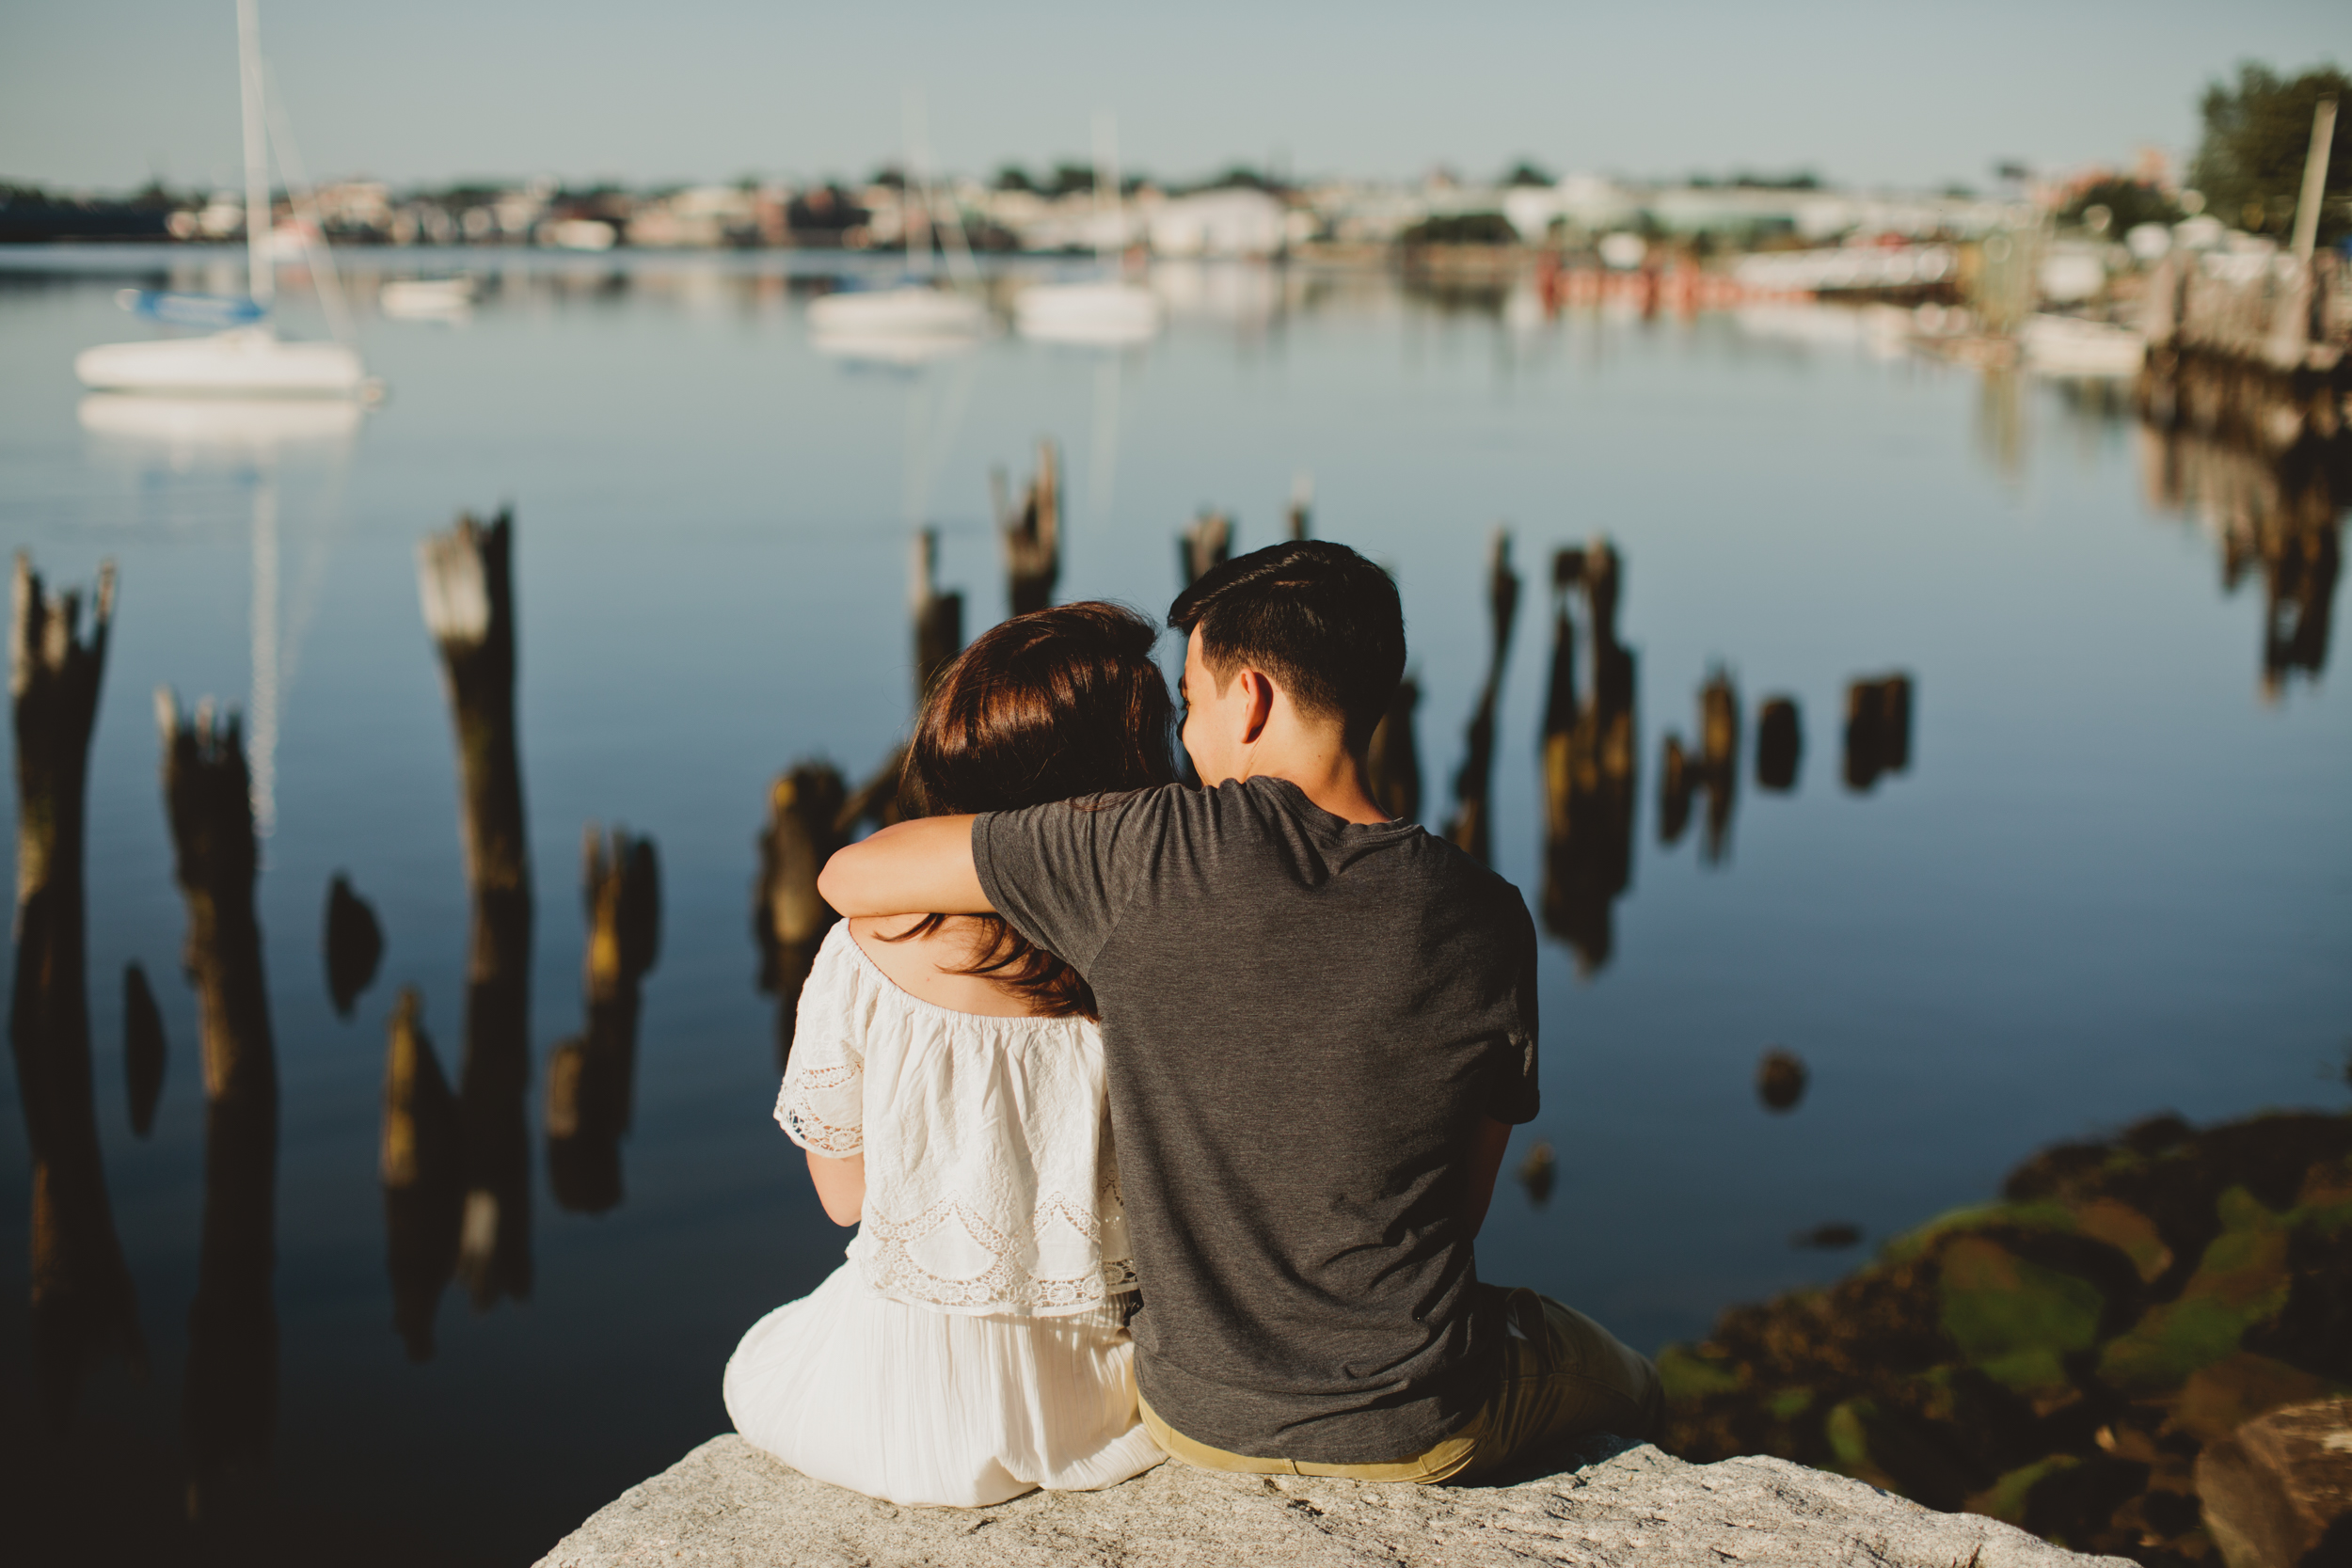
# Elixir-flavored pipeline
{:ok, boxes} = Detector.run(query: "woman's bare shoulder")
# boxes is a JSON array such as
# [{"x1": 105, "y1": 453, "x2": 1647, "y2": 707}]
[{"x1": 845, "y1": 916, "x2": 1045, "y2": 1019}]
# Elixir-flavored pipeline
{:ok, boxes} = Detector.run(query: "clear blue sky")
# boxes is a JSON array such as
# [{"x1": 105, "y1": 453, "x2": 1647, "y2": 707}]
[{"x1": 3, "y1": 0, "x2": 2344, "y2": 193}]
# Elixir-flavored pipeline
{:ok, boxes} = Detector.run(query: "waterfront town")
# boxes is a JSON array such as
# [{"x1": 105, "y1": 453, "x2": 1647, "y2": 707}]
[{"x1": 5, "y1": 20, "x2": 2350, "y2": 1568}]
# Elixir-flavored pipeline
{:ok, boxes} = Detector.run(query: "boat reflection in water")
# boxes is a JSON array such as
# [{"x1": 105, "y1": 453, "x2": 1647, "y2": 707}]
[{"x1": 77, "y1": 392, "x2": 363, "y2": 841}]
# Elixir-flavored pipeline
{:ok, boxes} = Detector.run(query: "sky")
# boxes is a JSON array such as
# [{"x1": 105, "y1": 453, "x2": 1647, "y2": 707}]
[{"x1": 3, "y1": 0, "x2": 2346, "y2": 195}]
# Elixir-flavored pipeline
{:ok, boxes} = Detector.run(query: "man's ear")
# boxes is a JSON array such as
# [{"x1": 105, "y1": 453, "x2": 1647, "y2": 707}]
[{"x1": 1237, "y1": 668, "x2": 1277, "y2": 744}]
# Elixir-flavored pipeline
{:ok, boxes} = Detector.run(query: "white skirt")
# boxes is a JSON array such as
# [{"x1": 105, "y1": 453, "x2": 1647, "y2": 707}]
[{"x1": 723, "y1": 1263, "x2": 1165, "y2": 1508}]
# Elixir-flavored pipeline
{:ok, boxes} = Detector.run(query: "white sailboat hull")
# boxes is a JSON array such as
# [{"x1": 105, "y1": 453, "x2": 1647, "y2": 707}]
[
  {"x1": 1014, "y1": 280, "x2": 1163, "y2": 345},
  {"x1": 2020, "y1": 315, "x2": 2145, "y2": 378},
  {"x1": 806, "y1": 286, "x2": 988, "y2": 339},
  {"x1": 76, "y1": 327, "x2": 367, "y2": 396}
]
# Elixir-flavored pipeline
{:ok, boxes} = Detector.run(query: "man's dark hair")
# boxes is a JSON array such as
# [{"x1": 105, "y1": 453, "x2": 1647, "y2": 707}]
[{"x1": 1168, "y1": 541, "x2": 1406, "y2": 750}]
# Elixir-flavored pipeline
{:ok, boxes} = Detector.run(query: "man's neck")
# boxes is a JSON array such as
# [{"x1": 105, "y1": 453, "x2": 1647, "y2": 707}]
[{"x1": 1238, "y1": 743, "x2": 1391, "y2": 826}]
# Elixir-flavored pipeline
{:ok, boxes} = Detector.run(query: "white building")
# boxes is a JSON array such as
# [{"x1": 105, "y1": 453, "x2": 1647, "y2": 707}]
[{"x1": 1148, "y1": 188, "x2": 1287, "y2": 258}]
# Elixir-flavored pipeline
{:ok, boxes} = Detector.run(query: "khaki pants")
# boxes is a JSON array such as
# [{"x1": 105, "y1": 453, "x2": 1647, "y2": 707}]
[{"x1": 1140, "y1": 1287, "x2": 1661, "y2": 1485}]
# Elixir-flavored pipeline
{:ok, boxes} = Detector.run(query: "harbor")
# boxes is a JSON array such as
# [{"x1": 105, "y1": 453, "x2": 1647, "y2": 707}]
[{"x1": 5, "y1": 8, "x2": 2350, "y2": 1566}]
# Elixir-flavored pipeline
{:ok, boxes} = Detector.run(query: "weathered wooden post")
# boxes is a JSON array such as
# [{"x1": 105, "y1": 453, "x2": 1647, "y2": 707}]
[
  {"x1": 995, "y1": 440, "x2": 1061, "y2": 618},
  {"x1": 157, "y1": 690, "x2": 278, "y2": 1520},
  {"x1": 1178, "y1": 510, "x2": 1232, "y2": 590},
  {"x1": 417, "y1": 508, "x2": 532, "y2": 1308},
  {"x1": 1540, "y1": 540, "x2": 1637, "y2": 973},
  {"x1": 1657, "y1": 668, "x2": 1740, "y2": 862},
  {"x1": 912, "y1": 528, "x2": 962, "y2": 705},
  {"x1": 382, "y1": 987, "x2": 461, "y2": 1360},
  {"x1": 1697, "y1": 670, "x2": 1740, "y2": 864},
  {"x1": 1843, "y1": 673, "x2": 1915, "y2": 793},
  {"x1": 123, "y1": 962, "x2": 165, "y2": 1137},
  {"x1": 8, "y1": 554, "x2": 142, "y2": 1427},
  {"x1": 1756, "y1": 697, "x2": 1803, "y2": 792},
  {"x1": 1445, "y1": 528, "x2": 1520, "y2": 864},
  {"x1": 1364, "y1": 677, "x2": 1422, "y2": 823},
  {"x1": 322, "y1": 872, "x2": 383, "y2": 1019},
  {"x1": 755, "y1": 764, "x2": 849, "y2": 1068},
  {"x1": 547, "y1": 825, "x2": 660, "y2": 1212}
]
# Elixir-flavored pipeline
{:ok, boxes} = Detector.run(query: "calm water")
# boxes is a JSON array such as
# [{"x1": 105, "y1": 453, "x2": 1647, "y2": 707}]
[{"x1": 1, "y1": 249, "x2": 2346, "y2": 1563}]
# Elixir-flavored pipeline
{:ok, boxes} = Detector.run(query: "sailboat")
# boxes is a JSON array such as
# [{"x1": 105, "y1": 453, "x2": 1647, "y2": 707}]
[
  {"x1": 1014, "y1": 115, "x2": 1162, "y2": 347},
  {"x1": 75, "y1": 0, "x2": 367, "y2": 398},
  {"x1": 807, "y1": 95, "x2": 988, "y2": 352}
]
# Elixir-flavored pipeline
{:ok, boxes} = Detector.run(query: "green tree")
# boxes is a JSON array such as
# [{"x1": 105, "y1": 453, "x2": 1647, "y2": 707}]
[
  {"x1": 2190, "y1": 62, "x2": 2351, "y2": 245},
  {"x1": 2059, "y1": 178, "x2": 2181, "y2": 233}
]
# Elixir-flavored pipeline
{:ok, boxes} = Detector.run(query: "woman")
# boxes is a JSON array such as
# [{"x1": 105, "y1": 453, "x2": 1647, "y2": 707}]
[{"x1": 724, "y1": 601, "x2": 1176, "y2": 1508}]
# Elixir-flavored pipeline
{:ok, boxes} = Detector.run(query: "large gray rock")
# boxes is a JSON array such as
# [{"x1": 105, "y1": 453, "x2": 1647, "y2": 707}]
[{"x1": 536, "y1": 1434, "x2": 2132, "y2": 1567}]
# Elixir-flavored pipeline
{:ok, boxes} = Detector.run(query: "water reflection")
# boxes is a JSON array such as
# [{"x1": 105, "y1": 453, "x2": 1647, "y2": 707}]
[
  {"x1": 158, "y1": 693, "x2": 279, "y2": 1522},
  {"x1": 546, "y1": 827, "x2": 660, "y2": 1213},
  {"x1": 1539, "y1": 540, "x2": 1637, "y2": 974},
  {"x1": 77, "y1": 393, "x2": 361, "y2": 838},
  {"x1": 381, "y1": 988, "x2": 461, "y2": 1360},
  {"x1": 122, "y1": 960, "x2": 166, "y2": 1137},
  {"x1": 417, "y1": 510, "x2": 533, "y2": 1309},
  {"x1": 8, "y1": 556, "x2": 144, "y2": 1428},
  {"x1": 2135, "y1": 420, "x2": 2344, "y2": 702}
]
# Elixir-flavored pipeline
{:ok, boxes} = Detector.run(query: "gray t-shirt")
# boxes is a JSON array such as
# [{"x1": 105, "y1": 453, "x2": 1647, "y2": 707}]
[{"x1": 973, "y1": 775, "x2": 1540, "y2": 1464}]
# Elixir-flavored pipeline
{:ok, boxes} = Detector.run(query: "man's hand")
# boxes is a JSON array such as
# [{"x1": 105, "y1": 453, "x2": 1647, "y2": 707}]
[{"x1": 817, "y1": 815, "x2": 989, "y2": 918}]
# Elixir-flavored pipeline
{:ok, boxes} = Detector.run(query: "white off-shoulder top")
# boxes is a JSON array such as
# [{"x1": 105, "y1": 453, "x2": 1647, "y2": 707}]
[{"x1": 775, "y1": 921, "x2": 1136, "y2": 1317}]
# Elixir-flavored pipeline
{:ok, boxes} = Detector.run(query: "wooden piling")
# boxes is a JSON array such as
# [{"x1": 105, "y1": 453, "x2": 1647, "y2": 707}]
[
  {"x1": 912, "y1": 529, "x2": 963, "y2": 705},
  {"x1": 755, "y1": 765, "x2": 848, "y2": 1068},
  {"x1": 1445, "y1": 529, "x2": 1520, "y2": 864},
  {"x1": 1697, "y1": 670, "x2": 1740, "y2": 864},
  {"x1": 996, "y1": 440, "x2": 1062, "y2": 618},
  {"x1": 547, "y1": 825, "x2": 660, "y2": 1212},
  {"x1": 323, "y1": 872, "x2": 384, "y2": 1019},
  {"x1": 8, "y1": 554, "x2": 142, "y2": 1426},
  {"x1": 1756, "y1": 698, "x2": 1803, "y2": 793},
  {"x1": 417, "y1": 508, "x2": 532, "y2": 1308},
  {"x1": 157, "y1": 690, "x2": 278, "y2": 1518},
  {"x1": 123, "y1": 962, "x2": 165, "y2": 1138},
  {"x1": 1178, "y1": 510, "x2": 1232, "y2": 590},
  {"x1": 1842, "y1": 674, "x2": 1915, "y2": 792},
  {"x1": 1364, "y1": 676, "x2": 1422, "y2": 823}
]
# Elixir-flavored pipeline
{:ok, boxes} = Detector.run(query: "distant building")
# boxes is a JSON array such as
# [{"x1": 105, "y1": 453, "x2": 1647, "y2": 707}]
[{"x1": 1148, "y1": 188, "x2": 1287, "y2": 258}]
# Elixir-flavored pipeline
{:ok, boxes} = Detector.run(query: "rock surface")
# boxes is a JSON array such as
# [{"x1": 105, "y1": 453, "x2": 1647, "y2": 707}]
[
  {"x1": 535, "y1": 1433, "x2": 2133, "y2": 1567},
  {"x1": 2195, "y1": 1396, "x2": 2352, "y2": 1568}
]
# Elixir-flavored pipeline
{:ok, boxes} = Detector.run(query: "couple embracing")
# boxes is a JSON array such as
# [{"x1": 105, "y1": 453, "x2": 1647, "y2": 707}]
[{"x1": 723, "y1": 542, "x2": 1661, "y2": 1508}]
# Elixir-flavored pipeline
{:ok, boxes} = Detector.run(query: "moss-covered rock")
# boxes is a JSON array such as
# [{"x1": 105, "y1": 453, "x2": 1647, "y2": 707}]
[{"x1": 1658, "y1": 1110, "x2": 2352, "y2": 1566}]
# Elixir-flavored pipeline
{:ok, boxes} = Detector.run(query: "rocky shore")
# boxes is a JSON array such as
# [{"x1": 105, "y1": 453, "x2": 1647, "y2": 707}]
[{"x1": 1658, "y1": 1109, "x2": 2352, "y2": 1564}]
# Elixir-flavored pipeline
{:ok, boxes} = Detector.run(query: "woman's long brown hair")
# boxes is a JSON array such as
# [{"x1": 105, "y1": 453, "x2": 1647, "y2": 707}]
[{"x1": 884, "y1": 601, "x2": 1178, "y2": 1018}]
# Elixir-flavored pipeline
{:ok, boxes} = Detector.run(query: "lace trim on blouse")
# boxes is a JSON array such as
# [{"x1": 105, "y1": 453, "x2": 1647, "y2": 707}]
[{"x1": 771, "y1": 923, "x2": 1134, "y2": 1316}]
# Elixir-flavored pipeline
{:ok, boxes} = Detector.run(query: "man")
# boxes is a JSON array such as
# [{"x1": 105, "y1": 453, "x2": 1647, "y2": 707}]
[{"x1": 818, "y1": 540, "x2": 1660, "y2": 1481}]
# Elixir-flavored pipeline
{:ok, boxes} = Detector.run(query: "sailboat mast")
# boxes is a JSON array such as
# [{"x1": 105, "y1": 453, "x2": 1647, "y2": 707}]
[
  {"x1": 1092, "y1": 112, "x2": 1120, "y2": 270},
  {"x1": 238, "y1": 0, "x2": 273, "y2": 310}
]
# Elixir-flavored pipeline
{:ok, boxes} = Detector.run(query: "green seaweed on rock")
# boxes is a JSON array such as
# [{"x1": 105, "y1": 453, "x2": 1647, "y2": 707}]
[{"x1": 1658, "y1": 1110, "x2": 2352, "y2": 1565}]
